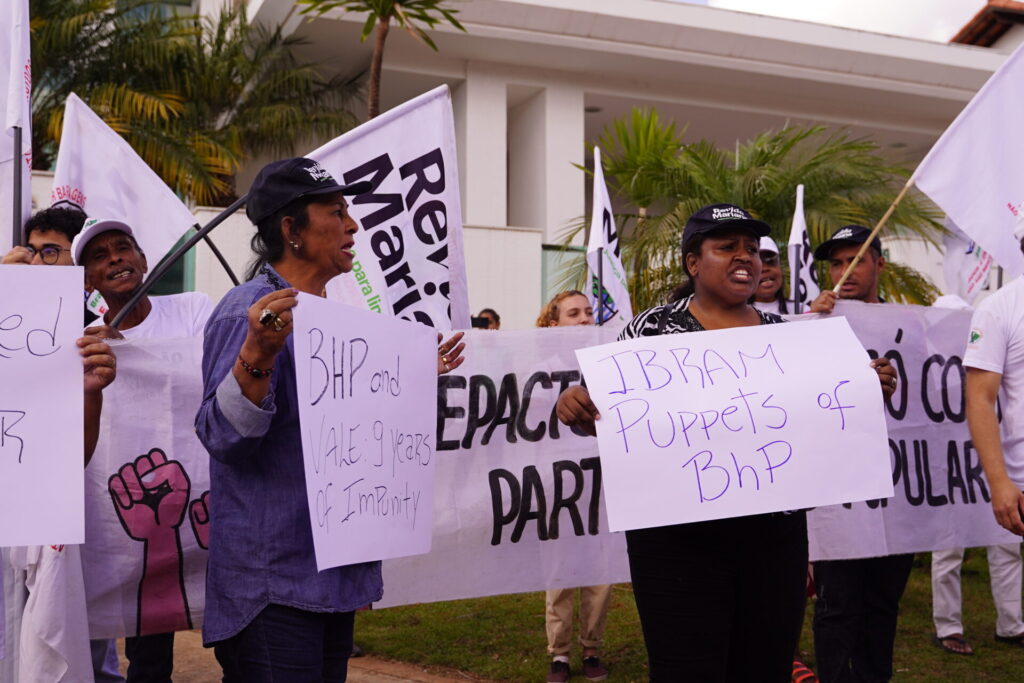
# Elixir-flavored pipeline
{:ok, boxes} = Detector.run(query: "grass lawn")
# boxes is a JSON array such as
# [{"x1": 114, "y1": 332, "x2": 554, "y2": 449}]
[{"x1": 357, "y1": 550, "x2": 1024, "y2": 681}]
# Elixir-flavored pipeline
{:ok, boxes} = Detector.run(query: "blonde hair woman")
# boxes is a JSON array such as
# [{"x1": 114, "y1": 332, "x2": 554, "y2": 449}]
[{"x1": 538, "y1": 290, "x2": 609, "y2": 683}]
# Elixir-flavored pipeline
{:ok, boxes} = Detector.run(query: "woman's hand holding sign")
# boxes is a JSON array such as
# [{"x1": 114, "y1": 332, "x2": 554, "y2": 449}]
[
  {"x1": 871, "y1": 357, "x2": 897, "y2": 398},
  {"x1": 556, "y1": 385, "x2": 600, "y2": 437}
]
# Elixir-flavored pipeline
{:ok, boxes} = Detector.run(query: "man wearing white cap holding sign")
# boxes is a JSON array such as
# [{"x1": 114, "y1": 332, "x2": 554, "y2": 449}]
[{"x1": 74, "y1": 217, "x2": 213, "y2": 683}]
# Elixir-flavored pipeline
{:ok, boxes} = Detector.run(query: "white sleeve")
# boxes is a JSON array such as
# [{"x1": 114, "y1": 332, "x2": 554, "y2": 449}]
[
  {"x1": 963, "y1": 304, "x2": 1007, "y2": 374},
  {"x1": 191, "y1": 293, "x2": 215, "y2": 337}
]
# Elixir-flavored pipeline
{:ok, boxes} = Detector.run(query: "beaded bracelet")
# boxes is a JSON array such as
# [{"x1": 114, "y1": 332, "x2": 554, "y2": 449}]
[{"x1": 238, "y1": 355, "x2": 273, "y2": 378}]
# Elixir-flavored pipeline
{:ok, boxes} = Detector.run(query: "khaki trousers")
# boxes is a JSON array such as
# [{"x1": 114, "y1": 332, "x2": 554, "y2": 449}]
[{"x1": 544, "y1": 585, "x2": 613, "y2": 656}]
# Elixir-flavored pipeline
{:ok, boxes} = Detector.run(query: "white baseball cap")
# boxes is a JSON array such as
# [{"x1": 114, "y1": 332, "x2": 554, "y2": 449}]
[
  {"x1": 72, "y1": 218, "x2": 135, "y2": 265},
  {"x1": 758, "y1": 236, "x2": 779, "y2": 255}
]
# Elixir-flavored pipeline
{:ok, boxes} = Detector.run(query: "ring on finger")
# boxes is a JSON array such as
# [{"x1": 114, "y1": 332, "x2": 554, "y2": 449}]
[
  {"x1": 272, "y1": 316, "x2": 288, "y2": 332},
  {"x1": 258, "y1": 308, "x2": 277, "y2": 327}
]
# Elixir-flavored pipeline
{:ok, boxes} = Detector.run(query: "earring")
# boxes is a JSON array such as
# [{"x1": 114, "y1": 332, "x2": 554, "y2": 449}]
[{"x1": 290, "y1": 241, "x2": 299, "y2": 250}]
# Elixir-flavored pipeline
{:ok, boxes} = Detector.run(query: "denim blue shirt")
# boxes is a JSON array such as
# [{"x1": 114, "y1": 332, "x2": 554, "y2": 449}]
[{"x1": 195, "y1": 264, "x2": 382, "y2": 644}]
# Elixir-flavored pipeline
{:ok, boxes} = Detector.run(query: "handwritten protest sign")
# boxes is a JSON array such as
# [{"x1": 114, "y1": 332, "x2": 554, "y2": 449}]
[
  {"x1": 805, "y1": 301, "x2": 1019, "y2": 559},
  {"x1": 0, "y1": 265, "x2": 84, "y2": 545},
  {"x1": 576, "y1": 316, "x2": 892, "y2": 532},
  {"x1": 293, "y1": 293, "x2": 438, "y2": 571}
]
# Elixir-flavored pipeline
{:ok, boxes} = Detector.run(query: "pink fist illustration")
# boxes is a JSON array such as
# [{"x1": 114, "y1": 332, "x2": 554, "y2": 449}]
[
  {"x1": 109, "y1": 448, "x2": 194, "y2": 634},
  {"x1": 109, "y1": 449, "x2": 191, "y2": 540},
  {"x1": 190, "y1": 491, "x2": 211, "y2": 550}
]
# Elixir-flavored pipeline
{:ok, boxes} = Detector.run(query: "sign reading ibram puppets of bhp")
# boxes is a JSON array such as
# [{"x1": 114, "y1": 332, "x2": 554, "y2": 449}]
[{"x1": 575, "y1": 316, "x2": 893, "y2": 532}]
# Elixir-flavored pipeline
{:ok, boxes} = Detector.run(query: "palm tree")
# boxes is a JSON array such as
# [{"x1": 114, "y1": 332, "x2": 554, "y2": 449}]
[
  {"x1": 299, "y1": 0, "x2": 466, "y2": 118},
  {"x1": 562, "y1": 108, "x2": 944, "y2": 310},
  {"x1": 31, "y1": 0, "x2": 364, "y2": 205}
]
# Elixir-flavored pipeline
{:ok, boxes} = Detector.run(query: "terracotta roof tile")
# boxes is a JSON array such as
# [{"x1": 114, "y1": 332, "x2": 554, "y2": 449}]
[{"x1": 952, "y1": 0, "x2": 1024, "y2": 46}]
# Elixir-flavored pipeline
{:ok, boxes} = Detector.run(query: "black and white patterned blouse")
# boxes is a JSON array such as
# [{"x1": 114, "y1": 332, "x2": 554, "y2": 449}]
[{"x1": 618, "y1": 294, "x2": 786, "y2": 341}]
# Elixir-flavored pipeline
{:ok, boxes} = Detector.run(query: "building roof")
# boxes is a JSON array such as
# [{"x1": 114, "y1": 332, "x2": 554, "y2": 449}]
[{"x1": 952, "y1": 0, "x2": 1024, "y2": 46}]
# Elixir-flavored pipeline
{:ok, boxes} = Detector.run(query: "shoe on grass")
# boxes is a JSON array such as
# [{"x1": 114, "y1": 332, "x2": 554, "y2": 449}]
[
  {"x1": 547, "y1": 659, "x2": 570, "y2": 683},
  {"x1": 582, "y1": 655, "x2": 608, "y2": 681}
]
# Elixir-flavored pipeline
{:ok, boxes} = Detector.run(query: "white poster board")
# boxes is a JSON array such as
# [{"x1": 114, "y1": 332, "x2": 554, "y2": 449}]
[
  {"x1": 293, "y1": 294, "x2": 438, "y2": 571},
  {"x1": 0, "y1": 265, "x2": 85, "y2": 545},
  {"x1": 576, "y1": 316, "x2": 892, "y2": 532},
  {"x1": 806, "y1": 301, "x2": 1020, "y2": 559}
]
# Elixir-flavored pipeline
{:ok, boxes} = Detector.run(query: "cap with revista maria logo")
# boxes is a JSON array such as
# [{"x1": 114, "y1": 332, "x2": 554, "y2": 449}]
[
  {"x1": 813, "y1": 225, "x2": 882, "y2": 261},
  {"x1": 245, "y1": 157, "x2": 373, "y2": 224},
  {"x1": 682, "y1": 203, "x2": 772, "y2": 246}
]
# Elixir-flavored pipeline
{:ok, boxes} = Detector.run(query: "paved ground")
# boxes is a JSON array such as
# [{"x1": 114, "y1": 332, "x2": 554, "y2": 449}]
[{"x1": 116, "y1": 631, "x2": 490, "y2": 682}]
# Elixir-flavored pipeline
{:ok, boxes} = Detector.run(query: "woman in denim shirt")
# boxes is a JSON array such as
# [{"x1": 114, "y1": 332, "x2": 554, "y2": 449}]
[{"x1": 195, "y1": 158, "x2": 464, "y2": 682}]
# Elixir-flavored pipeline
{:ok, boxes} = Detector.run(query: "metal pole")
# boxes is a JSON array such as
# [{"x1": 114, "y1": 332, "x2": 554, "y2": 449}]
[
  {"x1": 792, "y1": 244, "x2": 802, "y2": 314},
  {"x1": 110, "y1": 194, "x2": 247, "y2": 329},
  {"x1": 196, "y1": 225, "x2": 240, "y2": 286},
  {"x1": 596, "y1": 246, "x2": 605, "y2": 326},
  {"x1": 11, "y1": 126, "x2": 22, "y2": 247}
]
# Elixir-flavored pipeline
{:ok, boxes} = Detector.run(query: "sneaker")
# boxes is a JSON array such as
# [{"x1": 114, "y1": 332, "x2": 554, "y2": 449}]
[
  {"x1": 582, "y1": 656, "x2": 609, "y2": 681},
  {"x1": 547, "y1": 660, "x2": 570, "y2": 683}
]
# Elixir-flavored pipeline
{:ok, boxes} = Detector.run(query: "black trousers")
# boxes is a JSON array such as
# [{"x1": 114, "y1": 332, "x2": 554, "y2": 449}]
[
  {"x1": 812, "y1": 554, "x2": 915, "y2": 683},
  {"x1": 124, "y1": 632, "x2": 175, "y2": 683},
  {"x1": 213, "y1": 604, "x2": 355, "y2": 683},
  {"x1": 626, "y1": 511, "x2": 808, "y2": 682}
]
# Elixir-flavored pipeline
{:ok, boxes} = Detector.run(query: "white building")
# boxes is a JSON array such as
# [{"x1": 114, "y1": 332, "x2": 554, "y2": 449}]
[{"x1": 32, "y1": 0, "x2": 1024, "y2": 326}]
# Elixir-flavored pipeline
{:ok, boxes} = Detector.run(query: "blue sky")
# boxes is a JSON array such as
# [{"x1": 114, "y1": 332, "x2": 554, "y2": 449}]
[{"x1": 676, "y1": 0, "x2": 984, "y2": 42}]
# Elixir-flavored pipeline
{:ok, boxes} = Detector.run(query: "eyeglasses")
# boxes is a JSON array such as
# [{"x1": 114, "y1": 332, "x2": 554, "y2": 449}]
[{"x1": 27, "y1": 245, "x2": 72, "y2": 265}]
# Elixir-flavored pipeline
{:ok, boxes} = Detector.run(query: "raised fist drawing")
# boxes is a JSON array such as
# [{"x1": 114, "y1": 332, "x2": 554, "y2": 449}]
[
  {"x1": 109, "y1": 448, "x2": 194, "y2": 634},
  {"x1": 190, "y1": 490, "x2": 211, "y2": 550},
  {"x1": 109, "y1": 448, "x2": 191, "y2": 540}
]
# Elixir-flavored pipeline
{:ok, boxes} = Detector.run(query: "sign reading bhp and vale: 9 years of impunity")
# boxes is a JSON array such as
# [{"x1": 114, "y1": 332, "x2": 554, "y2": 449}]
[{"x1": 576, "y1": 316, "x2": 892, "y2": 532}]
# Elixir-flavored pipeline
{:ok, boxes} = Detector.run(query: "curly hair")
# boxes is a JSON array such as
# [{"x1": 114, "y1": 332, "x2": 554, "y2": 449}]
[
  {"x1": 24, "y1": 206, "x2": 87, "y2": 243},
  {"x1": 536, "y1": 290, "x2": 588, "y2": 327}
]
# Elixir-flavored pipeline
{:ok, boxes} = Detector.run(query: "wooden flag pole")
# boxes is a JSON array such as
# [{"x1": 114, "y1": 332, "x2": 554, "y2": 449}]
[{"x1": 832, "y1": 177, "x2": 915, "y2": 292}]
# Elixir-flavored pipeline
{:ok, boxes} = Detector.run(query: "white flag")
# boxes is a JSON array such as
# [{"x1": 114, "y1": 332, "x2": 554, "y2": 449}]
[
  {"x1": 0, "y1": 0, "x2": 32, "y2": 254},
  {"x1": 787, "y1": 184, "x2": 819, "y2": 310},
  {"x1": 586, "y1": 147, "x2": 632, "y2": 324},
  {"x1": 913, "y1": 41, "x2": 1024, "y2": 278},
  {"x1": 51, "y1": 93, "x2": 195, "y2": 266},
  {"x1": 942, "y1": 219, "x2": 993, "y2": 304},
  {"x1": 311, "y1": 85, "x2": 471, "y2": 329}
]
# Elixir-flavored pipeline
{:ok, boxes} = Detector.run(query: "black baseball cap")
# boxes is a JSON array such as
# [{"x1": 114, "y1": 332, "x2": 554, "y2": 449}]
[
  {"x1": 682, "y1": 203, "x2": 772, "y2": 246},
  {"x1": 246, "y1": 157, "x2": 372, "y2": 223},
  {"x1": 813, "y1": 225, "x2": 882, "y2": 261}
]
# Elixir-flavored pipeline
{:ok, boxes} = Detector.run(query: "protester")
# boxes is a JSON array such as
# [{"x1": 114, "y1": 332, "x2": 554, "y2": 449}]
[
  {"x1": 555, "y1": 204, "x2": 898, "y2": 681},
  {"x1": 536, "y1": 290, "x2": 610, "y2": 683},
  {"x1": 962, "y1": 228, "x2": 1024, "y2": 648},
  {"x1": 1, "y1": 206, "x2": 120, "y2": 682},
  {"x1": 809, "y1": 225, "x2": 912, "y2": 682},
  {"x1": 74, "y1": 216, "x2": 214, "y2": 683},
  {"x1": 478, "y1": 307, "x2": 501, "y2": 329},
  {"x1": 194, "y1": 157, "x2": 464, "y2": 681},
  {"x1": 927, "y1": 294, "x2": 1024, "y2": 655},
  {"x1": 752, "y1": 235, "x2": 789, "y2": 314}
]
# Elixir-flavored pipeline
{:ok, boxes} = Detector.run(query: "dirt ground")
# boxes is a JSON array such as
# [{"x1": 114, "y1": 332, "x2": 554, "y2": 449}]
[{"x1": 115, "y1": 631, "x2": 486, "y2": 682}]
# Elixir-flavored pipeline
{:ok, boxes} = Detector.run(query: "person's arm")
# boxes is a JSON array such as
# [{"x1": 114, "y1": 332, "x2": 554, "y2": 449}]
[
  {"x1": 966, "y1": 367, "x2": 1024, "y2": 535},
  {"x1": 79, "y1": 335, "x2": 116, "y2": 466},
  {"x1": 195, "y1": 289, "x2": 295, "y2": 466}
]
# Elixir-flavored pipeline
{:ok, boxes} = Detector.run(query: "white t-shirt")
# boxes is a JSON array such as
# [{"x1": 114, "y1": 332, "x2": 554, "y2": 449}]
[
  {"x1": 118, "y1": 292, "x2": 214, "y2": 339},
  {"x1": 752, "y1": 299, "x2": 781, "y2": 314},
  {"x1": 963, "y1": 276, "x2": 1024, "y2": 483}
]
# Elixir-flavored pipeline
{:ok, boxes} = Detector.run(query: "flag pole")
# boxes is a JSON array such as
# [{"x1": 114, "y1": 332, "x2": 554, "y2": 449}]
[
  {"x1": 11, "y1": 126, "x2": 22, "y2": 246},
  {"x1": 110, "y1": 194, "x2": 247, "y2": 329},
  {"x1": 596, "y1": 246, "x2": 605, "y2": 326},
  {"x1": 792, "y1": 244, "x2": 802, "y2": 314},
  {"x1": 832, "y1": 177, "x2": 915, "y2": 292}
]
